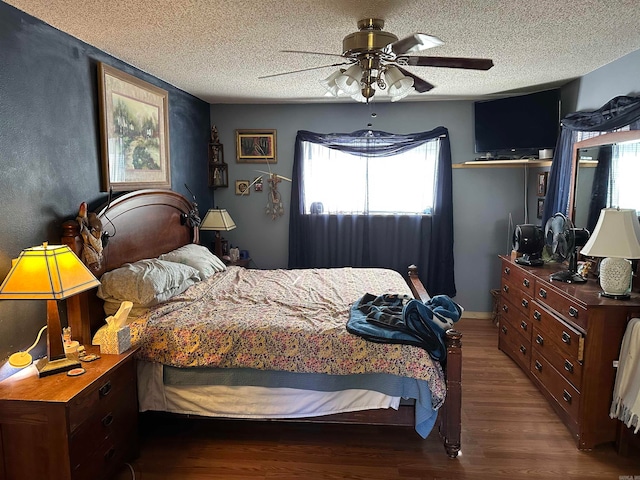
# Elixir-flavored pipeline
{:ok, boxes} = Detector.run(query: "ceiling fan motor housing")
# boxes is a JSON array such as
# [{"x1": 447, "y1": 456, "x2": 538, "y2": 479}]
[{"x1": 342, "y1": 18, "x2": 398, "y2": 56}]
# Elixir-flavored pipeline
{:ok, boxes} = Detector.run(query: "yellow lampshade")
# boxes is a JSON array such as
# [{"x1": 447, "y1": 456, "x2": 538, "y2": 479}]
[
  {"x1": 0, "y1": 243, "x2": 100, "y2": 300},
  {"x1": 200, "y1": 209, "x2": 236, "y2": 231}
]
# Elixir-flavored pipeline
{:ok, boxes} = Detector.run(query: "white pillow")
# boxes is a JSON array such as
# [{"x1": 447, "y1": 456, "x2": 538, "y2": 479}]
[
  {"x1": 97, "y1": 258, "x2": 201, "y2": 307},
  {"x1": 159, "y1": 243, "x2": 226, "y2": 278}
]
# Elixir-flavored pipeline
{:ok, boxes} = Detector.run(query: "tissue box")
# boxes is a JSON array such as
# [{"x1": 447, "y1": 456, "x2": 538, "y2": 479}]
[{"x1": 99, "y1": 325, "x2": 131, "y2": 354}]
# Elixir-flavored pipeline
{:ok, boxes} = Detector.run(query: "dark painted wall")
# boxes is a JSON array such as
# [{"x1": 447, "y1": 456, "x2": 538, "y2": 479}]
[{"x1": 0, "y1": 3, "x2": 211, "y2": 380}]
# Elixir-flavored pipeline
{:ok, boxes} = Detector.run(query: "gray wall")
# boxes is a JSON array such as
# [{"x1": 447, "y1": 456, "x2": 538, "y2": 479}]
[
  {"x1": 0, "y1": 3, "x2": 211, "y2": 380},
  {"x1": 211, "y1": 48, "x2": 640, "y2": 315},
  {"x1": 211, "y1": 102, "x2": 526, "y2": 314}
]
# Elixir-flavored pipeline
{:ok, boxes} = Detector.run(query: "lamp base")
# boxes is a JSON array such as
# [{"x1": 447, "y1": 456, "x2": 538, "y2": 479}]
[
  {"x1": 599, "y1": 292, "x2": 631, "y2": 300},
  {"x1": 35, "y1": 356, "x2": 81, "y2": 377}
]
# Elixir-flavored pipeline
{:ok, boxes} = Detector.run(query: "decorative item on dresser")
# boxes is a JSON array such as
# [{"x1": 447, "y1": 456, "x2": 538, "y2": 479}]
[
  {"x1": 60, "y1": 188, "x2": 464, "y2": 459},
  {"x1": 497, "y1": 255, "x2": 640, "y2": 450},
  {"x1": 0, "y1": 347, "x2": 139, "y2": 480}
]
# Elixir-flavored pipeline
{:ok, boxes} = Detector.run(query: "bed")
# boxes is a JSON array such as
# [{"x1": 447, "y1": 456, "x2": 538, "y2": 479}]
[{"x1": 61, "y1": 189, "x2": 462, "y2": 458}]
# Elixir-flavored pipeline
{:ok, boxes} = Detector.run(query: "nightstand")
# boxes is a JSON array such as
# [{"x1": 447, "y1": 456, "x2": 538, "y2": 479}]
[
  {"x1": 225, "y1": 258, "x2": 252, "y2": 268},
  {"x1": 0, "y1": 347, "x2": 139, "y2": 480}
]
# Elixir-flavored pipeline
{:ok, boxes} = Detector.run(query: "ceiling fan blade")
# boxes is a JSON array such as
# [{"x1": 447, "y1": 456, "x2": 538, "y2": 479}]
[
  {"x1": 395, "y1": 66, "x2": 435, "y2": 93},
  {"x1": 258, "y1": 61, "x2": 352, "y2": 79},
  {"x1": 397, "y1": 56, "x2": 494, "y2": 70},
  {"x1": 282, "y1": 50, "x2": 346, "y2": 59},
  {"x1": 386, "y1": 33, "x2": 444, "y2": 55}
]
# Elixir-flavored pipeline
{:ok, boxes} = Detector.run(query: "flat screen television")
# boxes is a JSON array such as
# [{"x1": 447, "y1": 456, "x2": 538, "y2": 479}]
[{"x1": 474, "y1": 89, "x2": 561, "y2": 158}]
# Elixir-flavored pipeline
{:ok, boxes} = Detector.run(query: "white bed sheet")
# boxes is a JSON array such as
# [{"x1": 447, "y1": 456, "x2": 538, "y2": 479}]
[{"x1": 137, "y1": 361, "x2": 401, "y2": 419}]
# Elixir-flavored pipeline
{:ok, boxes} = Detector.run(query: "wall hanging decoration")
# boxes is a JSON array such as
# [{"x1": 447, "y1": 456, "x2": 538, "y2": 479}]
[
  {"x1": 98, "y1": 62, "x2": 171, "y2": 191},
  {"x1": 537, "y1": 172, "x2": 548, "y2": 197},
  {"x1": 236, "y1": 130, "x2": 277, "y2": 163},
  {"x1": 266, "y1": 174, "x2": 285, "y2": 220},
  {"x1": 208, "y1": 126, "x2": 228, "y2": 188},
  {"x1": 235, "y1": 180, "x2": 250, "y2": 195}
]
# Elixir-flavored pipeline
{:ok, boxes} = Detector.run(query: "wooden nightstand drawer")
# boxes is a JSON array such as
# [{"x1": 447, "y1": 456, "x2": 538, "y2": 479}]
[{"x1": 69, "y1": 357, "x2": 136, "y2": 432}]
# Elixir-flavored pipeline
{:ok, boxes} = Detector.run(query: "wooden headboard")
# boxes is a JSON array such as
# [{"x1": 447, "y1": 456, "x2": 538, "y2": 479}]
[{"x1": 61, "y1": 189, "x2": 199, "y2": 344}]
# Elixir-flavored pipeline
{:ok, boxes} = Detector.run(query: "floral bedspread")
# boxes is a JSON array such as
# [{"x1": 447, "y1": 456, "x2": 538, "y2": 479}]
[{"x1": 129, "y1": 266, "x2": 446, "y2": 408}]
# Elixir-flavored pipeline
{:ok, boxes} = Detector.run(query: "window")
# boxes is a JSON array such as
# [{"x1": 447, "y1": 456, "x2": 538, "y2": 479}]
[
  {"x1": 300, "y1": 138, "x2": 439, "y2": 215},
  {"x1": 610, "y1": 141, "x2": 640, "y2": 213}
]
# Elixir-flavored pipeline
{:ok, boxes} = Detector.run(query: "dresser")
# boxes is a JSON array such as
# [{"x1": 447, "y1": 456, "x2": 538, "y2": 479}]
[
  {"x1": 0, "y1": 348, "x2": 138, "y2": 479},
  {"x1": 497, "y1": 256, "x2": 640, "y2": 450}
]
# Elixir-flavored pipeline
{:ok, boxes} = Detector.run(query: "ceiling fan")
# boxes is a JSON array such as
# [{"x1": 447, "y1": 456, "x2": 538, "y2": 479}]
[{"x1": 259, "y1": 18, "x2": 494, "y2": 103}]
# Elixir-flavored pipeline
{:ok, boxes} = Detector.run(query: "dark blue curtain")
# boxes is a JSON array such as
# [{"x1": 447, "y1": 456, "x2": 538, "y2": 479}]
[
  {"x1": 288, "y1": 127, "x2": 456, "y2": 297},
  {"x1": 542, "y1": 95, "x2": 640, "y2": 227}
]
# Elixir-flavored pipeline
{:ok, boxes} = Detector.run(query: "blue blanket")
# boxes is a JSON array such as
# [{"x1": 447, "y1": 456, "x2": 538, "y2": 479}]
[{"x1": 347, "y1": 293, "x2": 463, "y2": 362}]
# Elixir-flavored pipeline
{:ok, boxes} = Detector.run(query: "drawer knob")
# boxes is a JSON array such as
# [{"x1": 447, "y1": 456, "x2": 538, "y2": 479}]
[
  {"x1": 99, "y1": 380, "x2": 112, "y2": 397},
  {"x1": 536, "y1": 334, "x2": 544, "y2": 346},
  {"x1": 568, "y1": 306, "x2": 578, "y2": 318},
  {"x1": 533, "y1": 310, "x2": 541, "y2": 321},
  {"x1": 504, "y1": 267, "x2": 511, "y2": 275},
  {"x1": 520, "y1": 320, "x2": 528, "y2": 331},
  {"x1": 521, "y1": 298, "x2": 529, "y2": 309},
  {"x1": 501, "y1": 325, "x2": 508, "y2": 334},
  {"x1": 534, "y1": 360, "x2": 542, "y2": 372},
  {"x1": 519, "y1": 345, "x2": 527, "y2": 355},
  {"x1": 503, "y1": 285, "x2": 509, "y2": 293},
  {"x1": 523, "y1": 278, "x2": 530, "y2": 288},
  {"x1": 563, "y1": 389, "x2": 572, "y2": 404},
  {"x1": 539, "y1": 288, "x2": 547, "y2": 299},
  {"x1": 502, "y1": 304, "x2": 509, "y2": 313},
  {"x1": 564, "y1": 360, "x2": 574, "y2": 373},
  {"x1": 102, "y1": 412, "x2": 114, "y2": 427},
  {"x1": 104, "y1": 447, "x2": 116, "y2": 462},
  {"x1": 561, "y1": 332, "x2": 571, "y2": 345}
]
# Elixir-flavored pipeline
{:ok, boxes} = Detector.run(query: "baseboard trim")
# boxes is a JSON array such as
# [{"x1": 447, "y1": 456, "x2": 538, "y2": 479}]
[{"x1": 461, "y1": 311, "x2": 493, "y2": 320}]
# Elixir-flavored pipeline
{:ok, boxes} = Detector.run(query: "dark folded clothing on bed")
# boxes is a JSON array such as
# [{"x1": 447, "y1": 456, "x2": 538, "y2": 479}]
[{"x1": 347, "y1": 293, "x2": 463, "y2": 362}]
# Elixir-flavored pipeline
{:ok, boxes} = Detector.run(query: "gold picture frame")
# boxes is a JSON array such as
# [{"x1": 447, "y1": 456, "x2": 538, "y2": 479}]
[
  {"x1": 98, "y1": 62, "x2": 171, "y2": 191},
  {"x1": 236, "y1": 129, "x2": 276, "y2": 163},
  {"x1": 235, "y1": 180, "x2": 250, "y2": 195}
]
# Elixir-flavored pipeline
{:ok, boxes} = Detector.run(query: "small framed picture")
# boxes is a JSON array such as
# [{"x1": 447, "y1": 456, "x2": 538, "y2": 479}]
[
  {"x1": 236, "y1": 129, "x2": 276, "y2": 163},
  {"x1": 235, "y1": 180, "x2": 250, "y2": 195},
  {"x1": 537, "y1": 198, "x2": 545, "y2": 219},
  {"x1": 537, "y1": 172, "x2": 548, "y2": 197}
]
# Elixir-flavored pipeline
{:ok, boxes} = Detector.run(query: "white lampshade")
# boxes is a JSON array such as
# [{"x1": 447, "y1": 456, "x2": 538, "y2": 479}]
[
  {"x1": 385, "y1": 66, "x2": 415, "y2": 101},
  {"x1": 335, "y1": 64, "x2": 363, "y2": 95},
  {"x1": 320, "y1": 70, "x2": 343, "y2": 97},
  {"x1": 580, "y1": 208, "x2": 640, "y2": 298},
  {"x1": 200, "y1": 209, "x2": 236, "y2": 231}
]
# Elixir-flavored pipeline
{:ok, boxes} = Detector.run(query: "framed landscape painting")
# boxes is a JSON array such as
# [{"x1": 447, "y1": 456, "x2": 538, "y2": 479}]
[
  {"x1": 98, "y1": 62, "x2": 171, "y2": 191},
  {"x1": 236, "y1": 130, "x2": 276, "y2": 163}
]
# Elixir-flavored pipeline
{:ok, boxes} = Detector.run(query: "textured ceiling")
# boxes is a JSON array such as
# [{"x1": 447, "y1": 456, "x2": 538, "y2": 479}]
[{"x1": 6, "y1": 0, "x2": 640, "y2": 104}]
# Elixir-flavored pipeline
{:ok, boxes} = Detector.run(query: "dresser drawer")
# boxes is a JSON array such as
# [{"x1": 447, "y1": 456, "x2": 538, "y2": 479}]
[
  {"x1": 499, "y1": 320, "x2": 531, "y2": 372},
  {"x1": 535, "y1": 280, "x2": 587, "y2": 330},
  {"x1": 69, "y1": 359, "x2": 137, "y2": 433},
  {"x1": 531, "y1": 303, "x2": 584, "y2": 362},
  {"x1": 502, "y1": 262, "x2": 536, "y2": 294},
  {"x1": 501, "y1": 278, "x2": 534, "y2": 319},
  {"x1": 531, "y1": 351, "x2": 581, "y2": 423},
  {"x1": 500, "y1": 297, "x2": 533, "y2": 341},
  {"x1": 531, "y1": 325, "x2": 583, "y2": 390}
]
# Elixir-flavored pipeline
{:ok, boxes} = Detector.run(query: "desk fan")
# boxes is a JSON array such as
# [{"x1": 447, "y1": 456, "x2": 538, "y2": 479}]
[
  {"x1": 512, "y1": 224, "x2": 544, "y2": 266},
  {"x1": 545, "y1": 213, "x2": 590, "y2": 283}
]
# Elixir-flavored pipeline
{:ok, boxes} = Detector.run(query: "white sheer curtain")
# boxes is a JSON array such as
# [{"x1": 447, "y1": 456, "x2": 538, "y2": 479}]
[{"x1": 611, "y1": 141, "x2": 640, "y2": 213}]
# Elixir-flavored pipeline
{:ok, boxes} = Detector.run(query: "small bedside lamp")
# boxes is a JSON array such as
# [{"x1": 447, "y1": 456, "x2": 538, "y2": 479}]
[
  {"x1": 580, "y1": 208, "x2": 640, "y2": 299},
  {"x1": 200, "y1": 208, "x2": 236, "y2": 258},
  {"x1": 0, "y1": 243, "x2": 100, "y2": 376}
]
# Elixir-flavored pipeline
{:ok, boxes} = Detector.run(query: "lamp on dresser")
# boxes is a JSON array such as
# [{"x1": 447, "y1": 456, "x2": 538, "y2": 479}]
[
  {"x1": 580, "y1": 208, "x2": 640, "y2": 299},
  {"x1": 200, "y1": 208, "x2": 236, "y2": 258},
  {"x1": 0, "y1": 243, "x2": 100, "y2": 376}
]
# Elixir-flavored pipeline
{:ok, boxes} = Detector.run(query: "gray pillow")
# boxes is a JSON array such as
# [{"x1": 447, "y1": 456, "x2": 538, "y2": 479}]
[
  {"x1": 159, "y1": 243, "x2": 226, "y2": 279},
  {"x1": 97, "y1": 258, "x2": 201, "y2": 307}
]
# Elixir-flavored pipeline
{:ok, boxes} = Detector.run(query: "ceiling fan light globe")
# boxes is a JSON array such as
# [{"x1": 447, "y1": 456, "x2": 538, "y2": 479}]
[
  {"x1": 335, "y1": 64, "x2": 363, "y2": 95},
  {"x1": 320, "y1": 70, "x2": 343, "y2": 97},
  {"x1": 389, "y1": 85, "x2": 414, "y2": 102},
  {"x1": 385, "y1": 66, "x2": 414, "y2": 99}
]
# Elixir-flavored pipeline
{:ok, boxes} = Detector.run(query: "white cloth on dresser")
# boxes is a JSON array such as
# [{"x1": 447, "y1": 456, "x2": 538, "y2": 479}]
[{"x1": 610, "y1": 317, "x2": 640, "y2": 433}]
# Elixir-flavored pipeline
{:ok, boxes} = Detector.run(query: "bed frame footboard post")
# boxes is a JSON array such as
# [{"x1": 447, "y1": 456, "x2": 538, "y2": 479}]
[{"x1": 442, "y1": 329, "x2": 462, "y2": 458}]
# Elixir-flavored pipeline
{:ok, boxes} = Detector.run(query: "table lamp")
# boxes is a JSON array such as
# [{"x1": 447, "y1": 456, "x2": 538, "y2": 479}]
[
  {"x1": 580, "y1": 208, "x2": 640, "y2": 299},
  {"x1": 200, "y1": 208, "x2": 236, "y2": 258},
  {"x1": 0, "y1": 243, "x2": 100, "y2": 376}
]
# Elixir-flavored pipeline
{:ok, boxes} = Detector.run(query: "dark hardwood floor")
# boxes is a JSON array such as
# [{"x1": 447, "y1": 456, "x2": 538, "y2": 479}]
[{"x1": 115, "y1": 319, "x2": 640, "y2": 480}]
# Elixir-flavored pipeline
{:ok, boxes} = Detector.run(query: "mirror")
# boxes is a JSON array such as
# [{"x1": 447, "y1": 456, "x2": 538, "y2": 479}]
[{"x1": 569, "y1": 130, "x2": 640, "y2": 232}]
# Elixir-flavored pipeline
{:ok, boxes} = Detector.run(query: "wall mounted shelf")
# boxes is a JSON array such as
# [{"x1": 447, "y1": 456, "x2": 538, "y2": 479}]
[{"x1": 452, "y1": 159, "x2": 553, "y2": 169}]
